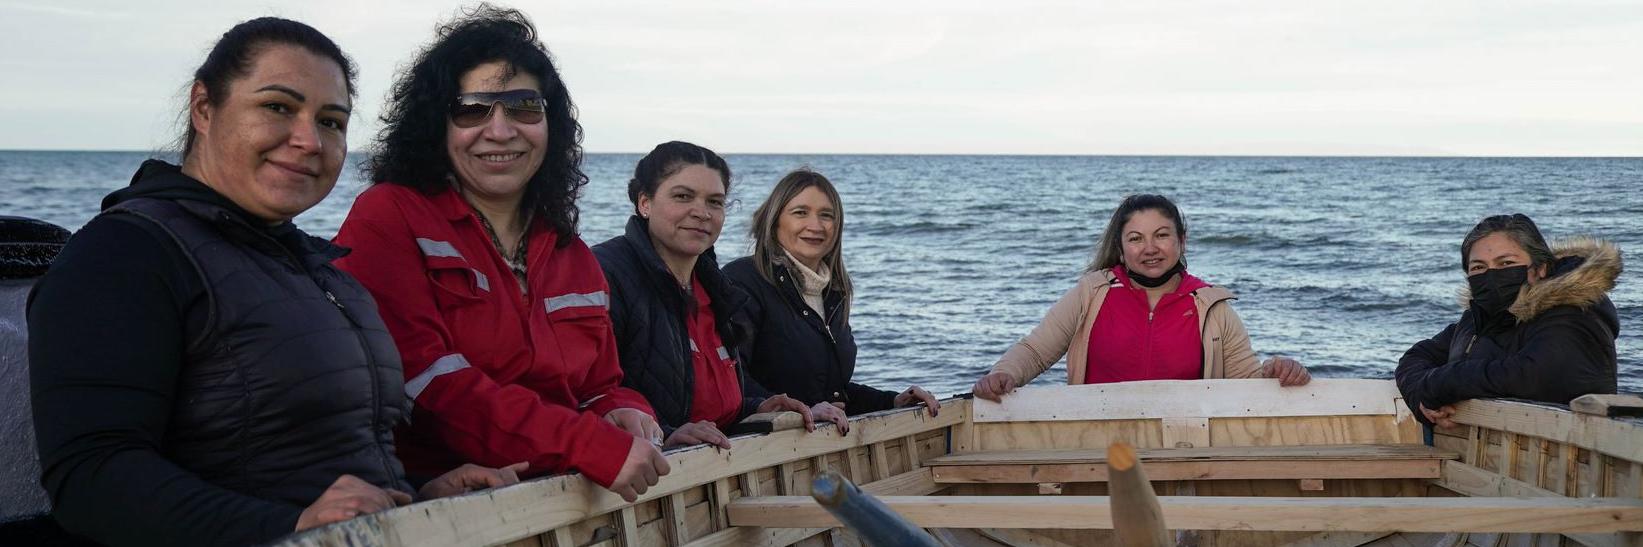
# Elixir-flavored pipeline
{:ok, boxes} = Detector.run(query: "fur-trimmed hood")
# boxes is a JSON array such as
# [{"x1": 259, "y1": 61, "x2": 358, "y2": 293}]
[{"x1": 1460, "y1": 237, "x2": 1623, "y2": 322}]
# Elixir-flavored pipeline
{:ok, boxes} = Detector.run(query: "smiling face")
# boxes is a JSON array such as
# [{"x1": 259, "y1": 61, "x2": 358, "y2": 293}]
[
  {"x1": 186, "y1": 44, "x2": 351, "y2": 223},
  {"x1": 1119, "y1": 208, "x2": 1184, "y2": 279},
  {"x1": 1466, "y1": 231, "x2": 1547, "y2": 284},
  {"x1": 445, "y1": 61, "x2": 548, "y2": 209},
  {"x1": 775, "y1": 185, "x2": 838, "y2": 271},
  {"x1": 639, "y1": 164, "x2": 727, "y2": 264}
]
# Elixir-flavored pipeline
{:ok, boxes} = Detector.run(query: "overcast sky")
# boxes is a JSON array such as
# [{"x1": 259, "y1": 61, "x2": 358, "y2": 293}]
[{"x1": 2, "y1": 1, "x2": 1639, "y2": 156}]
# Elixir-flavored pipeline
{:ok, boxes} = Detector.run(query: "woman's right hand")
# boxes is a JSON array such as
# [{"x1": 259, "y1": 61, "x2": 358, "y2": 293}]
[
  {"x1": 610, "y1": 438, "x2": 672, "y2": 502},
  {"x1": 295, "y1": 475, "x2": 412, "y2": 531},
  {"x1": 664, "y1": 420, "x2": 732, "y2": 449},
  {"x1": 971, "y1": 372, "x2": 1018, "y2": 402}
]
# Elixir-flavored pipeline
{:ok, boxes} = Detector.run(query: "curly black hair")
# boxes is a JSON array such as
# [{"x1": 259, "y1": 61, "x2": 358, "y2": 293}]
[{"x1": 366, "y1": 4, "x2": 586, "y2": 241}]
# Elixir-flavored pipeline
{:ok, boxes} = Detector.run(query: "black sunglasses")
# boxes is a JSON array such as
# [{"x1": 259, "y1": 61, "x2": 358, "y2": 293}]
[{"x1": 450, "y1": 90, "x2": 546, "y2": 128}]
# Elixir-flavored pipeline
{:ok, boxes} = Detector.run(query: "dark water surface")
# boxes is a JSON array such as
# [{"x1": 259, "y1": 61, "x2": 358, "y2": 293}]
[{"x1": 4, "y1": 151, "x2": 1639, "y2": 394}]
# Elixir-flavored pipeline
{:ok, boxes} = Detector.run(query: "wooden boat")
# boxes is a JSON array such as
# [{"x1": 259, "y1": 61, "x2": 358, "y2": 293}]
[{"x1": 277, "y1": 379, "x2": 1643, "y2": 547}]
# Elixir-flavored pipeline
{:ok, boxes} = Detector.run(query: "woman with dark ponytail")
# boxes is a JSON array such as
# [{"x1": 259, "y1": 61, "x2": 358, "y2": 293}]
[
  {"x1": 29, "y1": 17, "x2": 518, "y2": 546},
  {"x1": 594, "y1": 142, "x2": 829, "y2": 450}
]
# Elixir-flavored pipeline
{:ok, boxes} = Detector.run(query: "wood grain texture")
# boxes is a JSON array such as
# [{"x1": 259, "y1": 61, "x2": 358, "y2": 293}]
[
  {"x1": 727, "y1": 495, "x2": 1643, "y2": 533},
  {"x1": 274, "y1": 400, "x2": 964, "y2": 547},
  {"x1": 974, "y1": 379, "x2": 1401, "y2": 423}
]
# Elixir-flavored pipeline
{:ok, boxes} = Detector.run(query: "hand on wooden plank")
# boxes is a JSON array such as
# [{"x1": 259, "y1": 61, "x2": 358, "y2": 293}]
[
  {"x1": 1260, "y1": 356, "x2": 1312, "y2": 386},
  {"x1": 811, "y1": 402, "x2": 850, "y2": 435},
  {"x1": 971, "y1": 372, "x2": 1019, "y2": 402},
  {"x1": 419, "y1": 462, "x2": 527, "y2": 499},
  {"x1": 1420, "y1": 403, "x2": 1458, "y2": 428},
  {"x1": 604, "y1": 407, "x2": 664, "y2": 446},
  {"x1": 756, "y1": 394, "x2": 817, "y2": 432},
  {"x1": 894, "y1": 385, "x2": 940, "y2": 416},
  {"x1": 665, "y1": 420, "x2": 732, "y2": 449},
  {"x1": 611, "y1": 437, "x2": 671, "y2": 502},
  {"x1": 295, "y1": 474, "x2": 412, "y2": 531}
]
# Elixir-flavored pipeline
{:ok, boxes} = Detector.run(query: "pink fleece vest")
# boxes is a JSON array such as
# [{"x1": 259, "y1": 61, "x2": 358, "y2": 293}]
[{"x1": 1083, "y1": 265, "x2": 1208, "y2": 384}]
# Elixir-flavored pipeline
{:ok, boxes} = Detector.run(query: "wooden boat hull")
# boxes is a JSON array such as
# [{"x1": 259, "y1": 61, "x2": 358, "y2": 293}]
[{"x1": 276, "y1": 380, "x2": 1643, "y2": 547}]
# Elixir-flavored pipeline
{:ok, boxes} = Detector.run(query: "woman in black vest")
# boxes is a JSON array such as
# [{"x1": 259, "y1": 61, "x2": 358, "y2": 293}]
[
  {"x1": 594, "y1": 142, "x2": 835, "y2": 449},
  {"x1": 28, "y1": 18, "x2": 518, "y2": 547},
  {"x1": 723, "y1": 169, "x2": 939, "y2": 416}
]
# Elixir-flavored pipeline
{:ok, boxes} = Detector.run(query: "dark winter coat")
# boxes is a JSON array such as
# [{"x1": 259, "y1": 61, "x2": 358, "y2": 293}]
[
  {"x1": 593, "y1": 216, "x2": 769, "y2": 429},
  {"x1": 27, "y1": 160, "x2": 411, "y2": 546},
  {"x1": 722, "y1": 256, "x2": 898, "y2": 414},
  {"x1": 1396, "y1": 237, "x2": 1622, "y2": 423}
]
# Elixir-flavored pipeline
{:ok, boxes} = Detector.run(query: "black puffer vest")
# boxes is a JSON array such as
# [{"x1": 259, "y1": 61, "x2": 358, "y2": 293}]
[
  {"x1": 593, "y1": 215, "x2": 764, "y2": 429},
  {"x1": 103, "y1": 175, "x2": 411, "y2": 506},
  {"x1": 722, "y1": 257, "x2": 897, "y2": 413}
]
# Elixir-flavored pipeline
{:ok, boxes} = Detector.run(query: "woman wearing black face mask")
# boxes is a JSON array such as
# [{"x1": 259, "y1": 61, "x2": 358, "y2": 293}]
[{"x1": 1395, "y1": 214, "x2": 1622, "y2": 427}]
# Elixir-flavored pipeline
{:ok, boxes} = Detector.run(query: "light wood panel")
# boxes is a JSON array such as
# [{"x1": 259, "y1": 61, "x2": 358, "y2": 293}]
[
  {"x1": 727, "y1": 495, "x2": 1643, "y2": 533},
  {"x1": 276, "y1": 400, "x2": 965, "y2": 547},
  {"x1": 973, "y1": 379, "x2": 1401, "y2": 423}
]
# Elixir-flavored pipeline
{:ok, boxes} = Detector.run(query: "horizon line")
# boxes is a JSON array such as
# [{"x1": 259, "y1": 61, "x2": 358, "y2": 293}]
[{"x1": 2, "y1": 148, "x2": 1640, "y2": 160}]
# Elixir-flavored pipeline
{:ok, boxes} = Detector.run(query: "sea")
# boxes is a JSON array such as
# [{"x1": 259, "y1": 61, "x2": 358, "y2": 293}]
[{"x1": 3, "y1": 151, "x2": 1639, "y2": 394}]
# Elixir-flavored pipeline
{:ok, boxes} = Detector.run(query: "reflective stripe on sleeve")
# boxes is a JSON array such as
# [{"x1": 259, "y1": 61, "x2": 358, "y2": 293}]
[
  {"x1": 405, "y1": 353, "x2": 472, "y2": 400},
  {"x1": 544, "y1": 291, "x2": 609, "y2": 313}
]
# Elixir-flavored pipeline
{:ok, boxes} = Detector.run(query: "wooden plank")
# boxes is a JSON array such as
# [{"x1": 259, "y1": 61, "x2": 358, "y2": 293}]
[
  {"x1": 902, "y1": 436, "x2": 921, "y2": 471},
  {"x1": 726, "y1": 495, "x2": 1643, "y2": 533},
  {"x1": 870, "y1": 443, "x2": 891, "y2": 481},
  {"x1": 932, "y1": 458, "x2": 1443, "y2": 484},
  {"x1": 710, "y1": 479, "x2": 731, "y2": 531},
  {"x1": 975, "y1": 419, "x2": 1161, "y2": 451},
  {"x1": 1431, "y1": 460, "x2": 1632, "y2": 547},
  {"x1": 274, "y1": 400, "x2": 965, "y2": 547},
  {"x1": 550, "y1": 528, "x2": 574, "y2": 547},
  {"x1": 665, "y1": 493, "x2": 689, "y2": 545},
  {"x1": 1450, "y1": 399, "x2": 1643, "y2": 462},
  {"x1": 1281, "y1": 531, "x2": 1396, "y2": 547},
  {"x1": 975, "y1": 528, "x2": 1080, "y2": 547},
  {"x1": 929, "y1": 444, "x2": 1457, "y2": 466},
  {"x1": 1162, "y1": 417, "x2": 1211, "y2": 448},
  {"x1": 1569, "y1": 394, "x2": 1643, "y2": 418},
  {"x1": 680, "y1": 468, "x2": 936, "y2": 547},
  {"x1": 844, "y1": 447, "x2": 867, "y2": 484},
  {"x1": 618, "y1": 506, "x2": 639, "y2": 547},
  {"x1": 973, "y1": 379, "x2": 1401, "y2": 422}
]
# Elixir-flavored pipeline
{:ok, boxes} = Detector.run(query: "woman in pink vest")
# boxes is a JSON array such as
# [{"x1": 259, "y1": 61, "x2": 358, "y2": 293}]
[{"x1": 972, "y1": 194, "x2": 1310, "y2": 401}]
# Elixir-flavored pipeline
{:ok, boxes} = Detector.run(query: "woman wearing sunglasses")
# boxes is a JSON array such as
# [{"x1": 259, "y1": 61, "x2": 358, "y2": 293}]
[
  {"x1": 29, "y1": 17, "x2": 523, "y2": 546},
  {"x1": 334, "y1": 7, "x2": 669, "y2": 503}
]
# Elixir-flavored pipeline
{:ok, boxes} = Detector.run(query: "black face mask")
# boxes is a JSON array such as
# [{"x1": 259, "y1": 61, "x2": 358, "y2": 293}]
[
  {"x1": 1467, "y1": 265, "x2": 1529, "y2": 326},
  {"x1": 1128, "y1": 260, "x2": 1184, "y2": 288}
]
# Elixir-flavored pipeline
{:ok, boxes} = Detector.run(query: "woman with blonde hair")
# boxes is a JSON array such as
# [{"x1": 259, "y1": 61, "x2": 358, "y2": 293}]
[
  {"x1": 971, "y1": 194, "x2": 1310, "y2": 401},
  {"x1": 724, "y1": 169, "x2": 939, "y2": 422}
]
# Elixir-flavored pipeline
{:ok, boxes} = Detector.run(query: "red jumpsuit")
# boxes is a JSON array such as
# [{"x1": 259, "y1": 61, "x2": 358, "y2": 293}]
[{"x1": 335, "y1": 184, "x2": 651, "y2": 487}]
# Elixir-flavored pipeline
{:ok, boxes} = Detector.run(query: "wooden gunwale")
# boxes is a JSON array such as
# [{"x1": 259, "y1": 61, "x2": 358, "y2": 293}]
[
  {"x1": 277, "y1": 399, "x2": 965, "y2": 547},
  {"x1": 272, "y1": 380, "x2": 1643, "y2": 547},
  {"x1": 726, "y1": 495, "x2": 1643, "y2": 533}
]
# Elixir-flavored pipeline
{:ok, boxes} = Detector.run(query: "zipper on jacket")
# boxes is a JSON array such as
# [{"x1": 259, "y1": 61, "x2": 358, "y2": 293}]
[
  {"x1": 1463, "y1": 334, "x2": 1477, "y2": 357},
  {"x1": 324, "y1": 286, "x2": 397, "y2": 481}
]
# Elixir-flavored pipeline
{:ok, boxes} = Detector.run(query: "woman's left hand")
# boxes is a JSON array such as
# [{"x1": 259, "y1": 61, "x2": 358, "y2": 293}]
[
  {"x1": 810, "y1": 402, "x2": 850, "y2": 435},
  {"x1": 605, "y1": 407, "x2": 664, "y2": 446},
  {"x1": 892, "y1": 385, "x2": 940, "y2": 416},
  {"x1": 1261, "y1": 356, "x2": 1311, "y2": 386},
  {"x1": 756, "y1": 394, "x2": 817, "y2": 432},
  {"x1": 419, "y1": 462, "x2": 528, "y2": 500}
]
